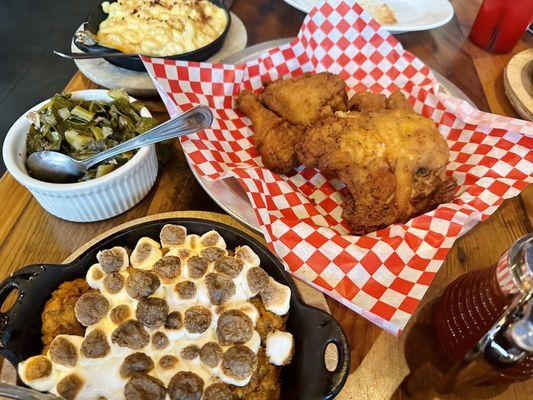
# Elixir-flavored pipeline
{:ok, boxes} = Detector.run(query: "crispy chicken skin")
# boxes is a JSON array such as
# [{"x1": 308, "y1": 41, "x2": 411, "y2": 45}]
[
  {"x1": 41, "y1": 278, "x2": 91, "y2": 353},
  {"x1": 259, "y1": 72, "x2": 348, "y2": 126},
  {"x1": 297, "y1": 106, "x2": 456, "y2": 234},
  {"x1": 386, "y1": 91, "x2": 413, "y2": 111},
  {"x1": 237, "y1": 90, "x2": 304, "y2": 174},
  {"x1": 349, "y1": 90, "x2": 412, "y2": 111},
  {"x1": 237, "y1": 72, "x2": 348, "y2": 174},
  {"x1": 348, "y1": 92, "x2": 387, "y2": 111},
  {"x1": 238, "y1": 74, "x2": 455, "y2": 233}
]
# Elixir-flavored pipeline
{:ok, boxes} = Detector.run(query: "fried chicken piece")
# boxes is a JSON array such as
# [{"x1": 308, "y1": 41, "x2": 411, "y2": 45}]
[
  {"x1": 348, "y1": 92, "x2": 386, "y2": 111},
  {"x1": 41, "y1": 279, "x2": 91, "y2": 353},
  {"x1": 386, "y1": 91, "x2": 413, "y2": 111},
  {"x1": 259, "y1": 72, "x2": 348, "y2": 126},
  {"x1": 349, "y1": 90, "x2": 412, "y2": 111},
  {"x1": 297, "y1": 107, "x2": 456, "y2": 234},
  {"x1": 237, "y1": 90, "x2": 304, "y2": 174}
]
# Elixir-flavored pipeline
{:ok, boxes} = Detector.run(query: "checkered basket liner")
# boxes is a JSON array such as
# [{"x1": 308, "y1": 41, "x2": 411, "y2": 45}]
[{"x1": 142, "y1": 0, "x2": 533, "y2": 335}]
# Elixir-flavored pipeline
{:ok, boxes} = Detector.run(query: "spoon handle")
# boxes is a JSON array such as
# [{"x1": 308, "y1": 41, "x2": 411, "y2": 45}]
[
  {"x1": 54, "y1": 50, "x2": 139, "y2": 59},
  {"x1": 82, "y1": 105, "x2": 213, "y2": 168},
  {"x1": 0, "y1": 382, "x2": 62, "y2": 400}
]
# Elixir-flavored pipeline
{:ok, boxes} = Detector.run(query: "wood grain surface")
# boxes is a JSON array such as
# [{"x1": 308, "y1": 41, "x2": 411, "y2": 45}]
[{"x1": 0, "y1": 0, "x2": 531, "y2": 399}]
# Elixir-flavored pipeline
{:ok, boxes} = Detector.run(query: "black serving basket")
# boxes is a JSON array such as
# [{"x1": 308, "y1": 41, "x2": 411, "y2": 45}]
[
  {"x1": 0, "y1": 218, "x2": 349, "y2": 400},
  {"x1": 75, "y1": 0, "x2": 232, "y2": 72}
]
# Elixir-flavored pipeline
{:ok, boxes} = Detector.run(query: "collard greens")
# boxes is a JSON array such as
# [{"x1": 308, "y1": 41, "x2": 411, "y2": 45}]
[{"x1": 26, "y1": 89, "x2": 158, "y2": 181}]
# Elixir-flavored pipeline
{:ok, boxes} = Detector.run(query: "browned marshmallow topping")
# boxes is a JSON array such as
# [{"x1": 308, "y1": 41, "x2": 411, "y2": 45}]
[{"x1": 19, "y1": 227, "x2": 294, "y2": 399}]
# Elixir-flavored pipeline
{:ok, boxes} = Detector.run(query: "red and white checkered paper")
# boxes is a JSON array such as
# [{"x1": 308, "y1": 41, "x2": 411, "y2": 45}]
[{"x1": 142, "y1": 0, "x2": 533, "y2": 335}]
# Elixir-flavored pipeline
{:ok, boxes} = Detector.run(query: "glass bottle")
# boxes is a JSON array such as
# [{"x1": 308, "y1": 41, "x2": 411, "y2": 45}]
[{"x1": 434, "y1": 234, "x2": 532, "y2": 387}]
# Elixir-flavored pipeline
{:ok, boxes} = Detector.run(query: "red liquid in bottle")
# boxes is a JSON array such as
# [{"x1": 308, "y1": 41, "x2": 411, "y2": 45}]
[
  {"x1": 434, "y1": 252, "x2": 533, "y2": 383},
  {"x1": 469, "y1": 0, "x2": 533, "y2": 53}
]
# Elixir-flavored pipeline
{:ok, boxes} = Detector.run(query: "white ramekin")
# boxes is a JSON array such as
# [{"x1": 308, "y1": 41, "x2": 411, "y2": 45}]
[{"x1": 2, "y1": 90, "x2": 158, "y2": 222}]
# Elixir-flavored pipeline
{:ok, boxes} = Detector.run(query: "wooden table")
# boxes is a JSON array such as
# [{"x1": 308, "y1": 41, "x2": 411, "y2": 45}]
[{"x1": 0, "y1": 0, "x2": 531, "y2": 399}]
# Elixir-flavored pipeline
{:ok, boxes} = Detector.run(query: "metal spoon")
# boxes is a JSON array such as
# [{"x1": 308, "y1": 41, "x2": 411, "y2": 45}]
[
  {"x1": 64, "y1": 30, "x2": 139, "y2": 59},
  {"x1": 0, "y1": 382, "x2": 63, "y2": 400},
  {"x1": 54, "y1": 50, "x2": 139, "y2": 60},
  {"x1": 27, "y1": 105, "x2": 213, "y2": 183}
]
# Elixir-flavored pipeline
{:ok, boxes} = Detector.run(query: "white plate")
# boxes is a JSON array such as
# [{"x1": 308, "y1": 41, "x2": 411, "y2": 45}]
[
  {"x1": 70, "y1": 13, "x2": 247, "y2": 96},
  {"x1": 284, "y1": 0, "x2": 454, "y2": 33},
  {"x1": 189, "y1": 38, "x2": 476, "y2": 233}
]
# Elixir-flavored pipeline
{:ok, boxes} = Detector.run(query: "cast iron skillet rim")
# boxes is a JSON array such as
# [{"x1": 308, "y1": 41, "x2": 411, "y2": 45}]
[
  {"x1": 74, "y1": 0, "x2": 232, "y2": 70},
  {"x1": 0, "y1": 217, "x2": 350, "y2": 399}
]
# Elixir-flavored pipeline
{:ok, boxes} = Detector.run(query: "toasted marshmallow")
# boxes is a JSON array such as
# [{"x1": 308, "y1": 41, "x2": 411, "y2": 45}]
[
  {"x1": 96, "y1": 247, "x2": 129, "y2": 274},
  {"x1": 199, "y1": 341, "x2": 223, "y2": 369},
  {"x1": 236, "y1": 302, "x2": 259, "y2": 327},
  {"x1": 56, "y1": 373, "x2": 85, "y2": 400},
  {"x1": 183, "y1": 306, "x2": 212, "y2": 336},
  {"x1": 18, "y1": 355, "x2": 58, "y2": 392},
  {"x1": 245, "y1": 330, "x2": 261, "y2": 353},
  {"x1": 199, "y1": 273, "x2": 236, "y2": 306},
  {"x1": 184, "y1": 234, "x2": 200, "y2": 252},
  {"x1": 160, "y1": 224, "x2": 187, "y2": 248},
  {"x1": 101, "y1": 278, "x2": 131, "y2": 307},
  {"x1": 235, "y1": 246, "x2": 260, "y2": 268},
  {"x1": 219, "y1": 372, "x2": 251, "y2": 387},
  {"x1": 214, "y1": 256, "x2": 244, "y2": 279},
  {"x1": 266, "y1": 330, "x2": 294, "y2": 366},
  {"x1": 185, "y1": 255, "x2": 209, "y2": 279},
  {"x1": 86, "y1": 264, "x2": 105, "y2": 289},
  {"x1": 163, "y1": 311, "x2": 185, "y2": 341},
  {"x1": 125, "y1": 269, "x2": 160, "y2": 300},
  {"x1": 166, "y1": 246, "x2": 192, "y2": 261},
  {"x1": 260, "y1": 278, "x2": 291, "y2": 315},
  {"x1": 216, "y1": 310, "x2": 254, "y2": 346},
  {"x1": 204, "y1": 382, "x2": 234, "y2": 400},
  {"x1": 109, "y1": 304, "x2": 133, "y2": 325},
  {"x1": 79, "y1": 328, "x2": 112, "y2": 365},
  {"x1": 152, "y1": 255, "x2": 181, "y2": 283},
  {"x1": 167, "y1": 371, "x2": 205, "y2": 400},
  {"x1": 130, "y1": 237, "x2": 162, "y2": 270},
  {"x1": 75, "y1": 292, "x2": 110, "y2": 327},
  {"x1": 242, "y1": 267, "x2": 269, "y2": 297},
  {"x1": 102, "y1": 272, "x2": 125, "y2": 295},
  {"x1": 220, "y1": 345, "x2": 256, "y2": 386},
  {"x1": 200, "y1": 230, "x2": 226, "y2": 249},
  {"x1": 48, "y1": 335, "x2": 83, "y2": 370},
  {"x1": 20, "y1": 226, "x2": 296, "y2": 399},
  {"x1": 173, "y1": 280, "x2": 197, "y2": 304}
]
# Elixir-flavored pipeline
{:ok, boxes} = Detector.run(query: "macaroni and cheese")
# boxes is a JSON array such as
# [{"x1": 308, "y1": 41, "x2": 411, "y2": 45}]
[{"x1": 96, "y1": 0, "x2": 228, "y2": 56}]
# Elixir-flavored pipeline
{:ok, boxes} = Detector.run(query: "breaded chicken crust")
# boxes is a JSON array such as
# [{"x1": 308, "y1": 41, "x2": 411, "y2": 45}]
[
  {"x1": 237, "y1": 72, "x2": 348, "y2": 174},
  {"x1": 238, "y1": 72, "x2": 455, "y2": 234},
  {"x1": 259, "y1": 72, "x2": 348, "y2": 126},
  {"x1": 237, "y1": 90, "x2": 304, "y2": 174},
  {"x1": 297, "y1": 107, "x2": 456, "y2": 234}
]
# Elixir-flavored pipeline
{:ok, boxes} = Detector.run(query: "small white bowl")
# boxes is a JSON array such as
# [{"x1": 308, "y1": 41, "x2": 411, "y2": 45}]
[{"x1": 2, "y1": 90, "x2": 158, "y2": 222}]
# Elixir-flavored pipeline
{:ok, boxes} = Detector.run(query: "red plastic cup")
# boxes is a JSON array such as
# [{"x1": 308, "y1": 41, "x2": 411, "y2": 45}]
[{"x1": 469, "y1": 0, "x2": 533, "y2": 53}]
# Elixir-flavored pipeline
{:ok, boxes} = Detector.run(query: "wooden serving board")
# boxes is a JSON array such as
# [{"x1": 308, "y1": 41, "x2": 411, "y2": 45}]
[
  {"x1": 0, "y1": 211, "x2": 339, "y2": 396},
  {"x1": 504, "y1": 48, "x2": 533, "y2": 121}
]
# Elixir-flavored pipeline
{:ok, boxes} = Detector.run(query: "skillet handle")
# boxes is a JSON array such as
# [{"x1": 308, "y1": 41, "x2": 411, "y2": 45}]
[
  {"x1": 0, "y1": 265, "x2": 49, "y2": 332},
  {"x1": 0, "y1": 278, "x2": 23, "y2": 330},
  {"x1": 303, "y1": 306, "x2": 350, "y2": 400},
  {"x1": 319, "y1": 315, "x2": 350, "y2": 399}
]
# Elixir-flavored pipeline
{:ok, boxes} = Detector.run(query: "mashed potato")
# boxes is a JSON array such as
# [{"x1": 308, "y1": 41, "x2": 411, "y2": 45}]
[{"x1": 96, "y1": 0, "x2": 228, "y2": 56}]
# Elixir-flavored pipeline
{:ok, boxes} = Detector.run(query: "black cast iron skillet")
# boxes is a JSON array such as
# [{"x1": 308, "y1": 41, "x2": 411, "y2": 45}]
[
  {"x1": 75, "y1": 0, "x2": 232, "y2": 72},
  {"x1": 0, "y1": 218, "x2": 349, "y2": 399}
]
